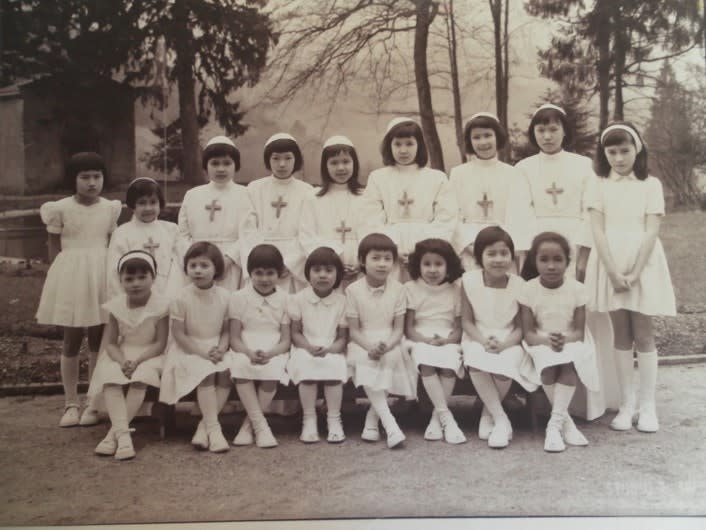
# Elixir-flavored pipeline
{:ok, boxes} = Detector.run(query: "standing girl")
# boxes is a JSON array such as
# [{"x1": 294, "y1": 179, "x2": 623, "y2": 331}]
[
  {"x1": 107, "y1": 177, "x2": 181, "y2": 299},
  {"x1": 36, "y1": 152, "x2": 122, "y2": 427},
  {"x1": 586, "y1": 122, "x2": 676, "y2": 433},
  {"x1": 461, "y1": 227, "x2": 536, "y2": 449},
  {"x1": 359, "y1": 118, "x2": 457, "y2": 282},
  {"x1": 288, "y1": 247, "x2": 349, "y2": 443},
  {"x1": 159, "y1": 242, "x2": 232, "y2": 453},
  {"x1": 346, "y1": 233, "x2": 416, "y2": 448},
  {"x1": 229, "y1": 244, "x2": 291, "y2": 448},
  {"x1": 89, "y1": 251, "x2": 169, "y2": 460},
  {"x1": 299, "y1": 135, "x2": 365, "y2": 289},
  {"x1": 178, "y1": 135, "x2": 251, "y2": 291},
  {"x1": 449, "y1": 113, "x2": 526, "y2": 271},
  {"x1": 241, "y1": 133, "x2": 313, "y2": 292},
  {"x1": 519, "y1": 232, "x2": 600, "y2": 452},
  {"x1": 404, "y1": 238, "x2": 465, "y2": 444}
]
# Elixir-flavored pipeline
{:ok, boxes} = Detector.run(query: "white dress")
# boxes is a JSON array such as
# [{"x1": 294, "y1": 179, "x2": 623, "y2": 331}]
[
  {"x1": 87, "y1": 293, "x2": 170, "y2": 411},
  {"x1": 403, "y1": 279, "x2": 463, "y2": 375},
  {"x1": 178, "y1": 180, "x2": 251, "y2": 291},
  {"x1": 460, "y1": 270, "x2": 537, "y2": 391},
  {"x1": 345, "y1": 277, "x2": 416, "y2": 397},
  {"x1": 159, "y1": 284, "x2": 232, "y2": 404},
  {"x1": 227, "y1": 284, "x2": 289, "y2": 382},
  {"x1": 287, "y1": 287, "x2": 349, "y2": 384},
  {"x1": 36, "y1": 196, "x2": 122, "y2": 327},
  {"x1": 585, "y1": 173, "x2": 676, "y2": 316},
  {"x1": 449, "y1": 156, "x2": 525, "y2": 270},
  {"x1": 107, "y1": 217, "x2": 182, "y2": 300},
  {"x1": 518, "y1": 278, "x2": 600, "y2": 392},
  {"x1": 241, "y1": 175, "x2": 313, "y2": 292}
]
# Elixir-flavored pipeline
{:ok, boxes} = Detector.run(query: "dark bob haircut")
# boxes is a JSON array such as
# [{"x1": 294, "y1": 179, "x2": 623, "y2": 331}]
[
  {"x1": 473, "y1": 226, "x2": 515, "y2": 267},
  {"x1": 202, "y1": 142, "x2": 241, "y2": 172},
  {"x1": 520, "y1": 231, "x2": 571, "y2": 281},
  {"x1": 64, "y1": 152, "x2": 107, "y2": 191},
  {"x1": 264, "y1": 138, "x2": 303, "y2": 173},
  {"x1": 305, "y1": 246, "x2": 344, "y2": 289},
  {"x1": 357, "y1": 233, "x2": 398, "y2": 274},
  {"x1": 125, "y1": 178, "x2": 165, "y2": 210},
  {"x1": 593, "y1": 121, "x2": 648, "y2": 180},
  {"x1": 119, "y1": 258, "x2": 157, "y2": 278},
  {"x1": 381, "y1": 121, "x2": 428, "y2": 167},
  {"x1": 247, "y1": 243, "x2": 285, "y2": 276},
  {"x1": 464, "y1": 115, "x2": 507, "y2": 156},
  {"x1": 408, "y1": 238, "x2": 463, "y2": 283},
  {"x1": 318, "y1": 144, "x2": 363, "y2": 196},
  {"x1": 527, "y1": 106, "x2": 573, "y2": 151},
  {"x1": 183, "y1": 241, "x2": 225, "y2": 281}
]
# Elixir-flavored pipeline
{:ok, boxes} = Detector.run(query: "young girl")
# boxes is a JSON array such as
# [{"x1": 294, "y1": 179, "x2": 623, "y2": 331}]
[
  {"x1": 36, "y1": 152, "x2": 122, "y2": 427},
  {"x1": 359, "y1": 118, "x2": 457, "y2": 282},
  {"x1": 461, "y1": 227, "x2": 536, "y2": 449},
  {"x1": 178, "y1": 135, "x2": 251, "y2": 291},
  {"x1": 229, "y1": 244, "x2": 291, "y2": 448},
  {"x1": 288, "y1": 247, "x2": 349, "y2": 443},
  {"x1": 586, "y1": 122, "x2": 676, "y2": 433},
  {"x1": 404, "y1": 238, "x2": 465, "y2": 444},
  {"x1": 449, "y1": 113, "x2": 526, "y2": 271},
  {"x1": 89, "y1": 250, "x2": 169, "y2": 460},
  {"x1": 241, "y1": 133, "x2": 314, "y2": 293},
  {"x1": 346, "y1": 233, "x2": 416, "y2": 448},
  {"x1": 159, "y1": 242, "x2": 232, "y2": 453},
  {"x1": 299, "y1": 135, "x2": 365, "y2": 290},
  {"x1": 107, "y1": 177, "x2": 181, "y2": 300},
  {"x1": 519, "y1": 232, "x2": 600, "y2": 452}
]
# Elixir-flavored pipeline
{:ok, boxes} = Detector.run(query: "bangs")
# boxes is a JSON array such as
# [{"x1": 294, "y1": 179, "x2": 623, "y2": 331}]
[
  {"x1": 119, "y1": 258, "x2": 155, "y2": 276},
  {"x1": 601, "y1": 128, "x2": 634, "y2": 147},
  {"x1": 388, "y1": 121, "x2": 420, "y2": 139},
  {"x1": 531, "y1": 108, "x2": 566, "y2": 126}
]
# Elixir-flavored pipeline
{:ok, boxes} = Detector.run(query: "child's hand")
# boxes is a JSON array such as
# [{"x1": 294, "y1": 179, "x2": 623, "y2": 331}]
[
  {"x1": 485, "y1": 336, "x2": 501, "y2": 354},
  {"x1": 207, "y1": 346, "x2": 225, "y2": 363},
  {"x1": 549, "y1": 332, "x2": 565, "y2": 352},
  {"x1": 609, "y1": 272, "x2": 631, "y2": 293},
  {"x1": 368, "y1": 342, "x2": 384, "y2": 360},
  {"x1": 256, "y1": 350, "x2": 271, "y2": 364},
  {"x1": 429, "y1": 334, "x2": 446, "y2": 347},
  {"x1": 311, "y1": 345, "x2": 328, "y2": 357},
  {"x1": 247, "y1": 349, "x2": 263, "y2": 364},
  {"x1": 121, "y1": 360, "x2": 136, "y2": 377},
  {"x1": 624, "y1": 272, "x2": 639, "y2": 287}
]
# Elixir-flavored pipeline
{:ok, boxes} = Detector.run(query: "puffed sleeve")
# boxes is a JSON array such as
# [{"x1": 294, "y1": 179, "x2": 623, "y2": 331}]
[
  {"x1": 645, "y1": 177, "x2": 665, "y2": 215},
  {"x1": 452, "y1": 283, "x2": 462, "y2": 317},
  {"x1": 170, "y1": 294, "x2": 186, "y2": 321},
  {"x1": 228, "y1": 290, "x2": 245, "y2": 321},
  {"x1": 287, "y1": 292, "x2": 302, "y2": 322},
  {"x1": 393, "y1": 284, "x2": 407, "y2": 317},
  {"x1": 279, "y1": 293, "x2": 291, "y2": 325},
  {"x1": 345, "y1": 287, "x2": 360, "y2": 320},
  {"x1": 39, "y1": 201, "x2": 63, "y2": 234},
  {"x1": 516, "y1": 279, "x2": 533, "y2": 308},
  {"x1": 108, "y1": 200, "x2": 122, "y2": 233},
  {"x1": 404, "y1": 281, "x2": 420, "y2": 311},
  {"x1": 336, "y1": 296, "x2": 349, "y2": 328},
  {"x1": 106, "y1": 225, "x2": 129, "y2": 300},
  {"x1": 584, "y1": 176, "x2": 603, "y2": 212},
  {"x1": 573, "y1": 280, "x2": 589, "y2": 307}
]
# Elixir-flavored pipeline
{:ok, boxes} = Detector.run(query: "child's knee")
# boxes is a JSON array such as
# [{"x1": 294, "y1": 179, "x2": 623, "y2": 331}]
[
  {"x1": 199, "y1": 374, "x2": 216, "y2": 387},
  {"x1": 419, "y1": 364, "x2": 436, "y2": 377},
  {"x1": 62, "y1": 327, "x2": 84, "y2": 356},
  {"x1": 557, "y1": 364, "x2": 578, "y2": 386},
  {"x1": 541, "y1": 367, "x2": 558, "y2": 385},
  {"x1": 260, "y1": 380, "x2": 277, "y2": 392},
  {"x1": 438, "y1": 369, "x2": 456, "y2": 379},
  {"x1": 87, "y1": 325, "x2": 104, "y2": 351}
]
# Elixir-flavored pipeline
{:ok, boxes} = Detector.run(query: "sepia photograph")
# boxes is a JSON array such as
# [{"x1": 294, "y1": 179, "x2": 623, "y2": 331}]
[{"x1": 1, "y1": 0, "x2": 705, "y2": 527}]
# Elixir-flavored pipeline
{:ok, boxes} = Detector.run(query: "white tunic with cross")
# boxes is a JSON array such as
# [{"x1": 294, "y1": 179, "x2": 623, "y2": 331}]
[
  {"x1": 107, "y1": 217, "x2": 181, "y2": 299},
  {"x1": 241, "y1": 175, "x2": 314, "y2": 291},
  {"x1": 178, "y1": 180, "x2": 251, "y2": 291}
]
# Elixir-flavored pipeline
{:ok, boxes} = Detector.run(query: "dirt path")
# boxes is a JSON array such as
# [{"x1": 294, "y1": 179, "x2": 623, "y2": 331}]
[{"x1": 2, "y1": 364, "x2": 705, "y2": 525}]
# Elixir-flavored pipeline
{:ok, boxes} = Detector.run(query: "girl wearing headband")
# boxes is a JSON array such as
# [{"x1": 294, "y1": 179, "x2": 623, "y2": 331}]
[
  {"x1": 299, "y1": 135, "x2": 365, "y2": 289},
  {"x1": 240, "y1": 132, "x2": 313, "y2": 292},
  {"x1": 586, "y1": 122, "x2": 676, "y2": 433},
  {"x1": 178, "y1": 135, "x2": 251, "y2": 291},
  {"x1": 107, "y1": 177, "x2": 181, "y2": 300},
  {"x1": 358, "y1": 117, "x2": 457, "y2": 282},
  {"x1": 35, "y1": 152, "x2": 122, "y2": 428},
  {"x1": 88, "y1": 250, "x2": 169, "y2": 460}
]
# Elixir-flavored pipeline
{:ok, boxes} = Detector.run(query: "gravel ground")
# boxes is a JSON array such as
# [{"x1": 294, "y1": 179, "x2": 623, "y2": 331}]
[{"x1": 1, "y1": 363, "x2": 705, "y2": 526}]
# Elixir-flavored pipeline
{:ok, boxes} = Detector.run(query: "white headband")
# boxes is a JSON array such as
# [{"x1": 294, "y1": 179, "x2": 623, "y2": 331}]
[
  {"x1": 533, "y1": 103, "x2": 566, "y2": 117},
  {"x1": 117, "y1": 250, "x2": 156, "y2": 275},
  {"x1": 323, "y1": 135, "x2": 355, "y2": 149},
  {"x1": 205, "y1": 135, "x2": 237, "y2": 149},
  {"x1": 265, "y1": 132, "x2": 297, "y2": 148},
  {"x1": 127, "y1": 177, "x2": 158, "y2": 188},
  {"x1": 467, "y1": 112, "x2": 499, "y2": 124},
  {"x1": 385, "y1": 117, "x2": 418, "y2": 134},
  {"x1": 600, "y1": 124, "x2": 643, "y2": 153}
]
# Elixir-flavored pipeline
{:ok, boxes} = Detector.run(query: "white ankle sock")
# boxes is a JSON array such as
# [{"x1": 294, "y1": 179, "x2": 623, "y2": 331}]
[
  {"x1": 470, "y1": 371, "x2": 505, "y2": 421},
  {"x1": 125, "y1": 384, "x2": 147, "y2": 422},
  {"x1": 236, "y1": 381, "x2": 266, "y2": 424},
  {"x1": 422, "y1": 374, "x2": 449, "y2": 413},
  {"x1": 104, "y1": 385, "x2": 129, "y2": 432},
  {"x1": 61, "y1": 355, "x2": 80, "y2": 405},
  {"x1": 197, "y1": 384, "x2": 219, "y2": 431},
  {"x1": 615, "y1": 348, "x2": 636, "y2": 408},
  {"x1": 324, "y1": 384, "x2": 343, "y2": 418},
  {"x1": 637, "y1": 350, "x2": 658, "y2": 406},
  {"x1": 494, "y1": 376, "x2": 513, "y2": 401}
]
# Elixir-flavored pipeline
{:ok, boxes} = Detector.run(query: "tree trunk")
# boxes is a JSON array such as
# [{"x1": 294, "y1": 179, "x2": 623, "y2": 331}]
[
  {"x1": 489, "y1": 0, "x2": 503, "y2": 123},
  {"x1": 413, "y1": 0, "x2": 445, "y2": 171},
  {"x1": 174, "y1": 0, "x2": 203, "y2": 185},
  {"x1": 501, "y1": 0, "x2": 510, "y2": 160},
  {"x1": 612, "y1": 3, "x2": 625, "y2": 121},
  {"x1": 445, "y1": 0, "x2": 466, "y2": 163},
  {"x1": 595, "y1": 0, "x2": 611, "y2": 130}
]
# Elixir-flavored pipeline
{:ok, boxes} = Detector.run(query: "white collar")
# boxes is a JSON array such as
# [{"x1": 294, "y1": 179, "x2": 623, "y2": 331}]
[
  {"x1": 305, "y1": 286, "x2": 337, "y2": 306},
  {"x1": 609, "y1": 170, "x2": 637, "y2": 181}
]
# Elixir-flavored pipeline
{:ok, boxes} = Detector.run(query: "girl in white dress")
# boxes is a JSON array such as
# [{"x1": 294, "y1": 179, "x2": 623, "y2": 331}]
[
  {"x1": 178, "y1": 135, "x2": 251, "y2": 291},
  {"x1": 359, "y1": 118, "x2": 457, "y2": 282},
  {"x1": 229, "y1": 244, "x2": 291, "y2": 448},
  {"x1": 519, "y1": 232, "x2": 600, "y2": 452},
  {"x1": 36, "y1": 152, "x2": 122, "y2": 428},
  {"x1": 586, "y1": 122, "x2": 676, "y2": 433},
  {"x1": 346, "y1": 233, "x2": 416, "y2": 449},
  {"x1": 89, "y1": 251, "x2": 169, "y2": 460},
  {"x1": 404, "y1": 238, "x2": 465, "y2": 444},
  {"x1": 449, "y1": 113, "x2": 526, "y2": 271},
  {"x1": 241, "y1": 133, "x2": 314, "y2": 293},
  {"x1": 289, "y1": 247, "x2": 349, "y2": 443},
  {"x1": 159, "y1": 242, "x2": 232, "y2": 453},
  {"x1": 107, "y1": 178, "x2": 181, "y2": 300},
  {"x1": 462, "y1": 227, "x2": 537, "y2": 449},
  {"x1": 299, "y1": 135, "x2": 365, "y2": 290}
]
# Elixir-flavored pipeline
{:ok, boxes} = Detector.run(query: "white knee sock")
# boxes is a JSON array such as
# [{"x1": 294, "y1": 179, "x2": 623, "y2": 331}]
[
  {"x1": 125, "y1": 385, "x2": 147, "y2": 422},
  {"x1": 615, "y1": 349, "x2": 636, "y2": 409},
  {"x1": 323, "y1": 384, "x2": 343, "y2": 419},
  {"x1": 197, "y1": 384, "x2": 219, "y2": 431},
  {"x1": 636, "y1": 350, "x2": 658, "y2": 407},
  {"x1": 298, "y1": 383, "x2": 318, "y2": 418},
  {"x1": 439, "y1": 374, "x2": 456, "y2": 402},
  {"x1": 61, "y1": 355, "x2": 80, "y2": 406},
  {"x1": 236, "y1": 381, "x2": 265, "y2": 423},
  {"x1": 215, "y1": 380, "x2": 232, "y2": 413},
  {"x1": 88, "y1": 350, "x2": 98, "y2": 381},
  {"x1": 494, "y1": 377, "x2": 513, "y2": 401},
  {"x1": 364, "y1": 387, "x2": 397, "y2": 432},
  {"x1": 542, "y1": 383, "x2": 555, "y2": 406},
  {"x1": 104, "y1": 385, "x2": 129, "y2": 432},
  {"x1": 552, "y1": 383, "x2": 576, "y2": 420},
  {"x1": 257, "y1": 384, "x2": 277, "y2": 413},
  {"x1": 422, "y1": 374, "x2": 449, "y2": 413},
  {"x1": 470, "y1": 371, "x2": 505, "y2": 421}
]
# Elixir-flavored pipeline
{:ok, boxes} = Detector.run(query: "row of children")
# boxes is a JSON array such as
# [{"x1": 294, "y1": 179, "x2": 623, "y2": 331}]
[{"x1": 35, "y1": 104, "x2": 676, "y2": 461}]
